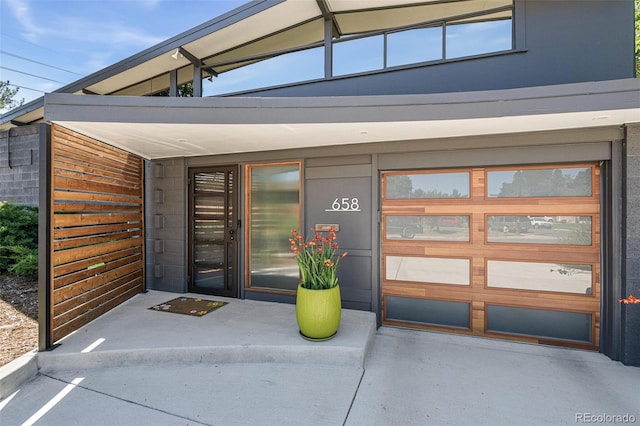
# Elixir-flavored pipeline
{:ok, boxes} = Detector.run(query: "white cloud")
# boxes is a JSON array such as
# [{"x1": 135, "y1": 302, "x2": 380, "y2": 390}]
[
  {"x1": 52, "y1": 16, "x2": 166, "y2": 49},
  {"x1": 6, "y1": 0, "x2": 165, "y2": 49},
  {"x1": 5, "y1": 0, "x2": 45, "y2": 43}
]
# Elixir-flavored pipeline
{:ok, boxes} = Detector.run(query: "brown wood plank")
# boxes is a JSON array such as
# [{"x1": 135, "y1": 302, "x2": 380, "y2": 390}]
[
  {"x1": 54, "y1": 176, "x2": 141, "y2": 197},
  {"x1": 54, "y1": 253, "x2": 142, "y2": 288},
  {"x1": 54, "y1": 212, "x2": 141, "y2": 228},
  {"x1": 54, "y1": 127, "x2": 143, "y2": 168},
  {"x1": 53, "y1": 261, "x2": 143, "y2": 306},
  {"x1": 54, "y1": 274, "x2": 143, "y2": 321},
  {"x1": 53, "y1": 229, "x2": 143, "y2": 251},
  {"x1": 54, "y1": 157, "x2": 141, "y2": 185},
  {"x1": 54, "y1": 168, "x2": 142, "y2": 191},
  {"x1": 53, "y1": 202, "x2": 142, "y2": 213},
  {"x1": 54, "y1": 269, "x2": 142, "y2": 313},
  {"x1": 53, "y1": 246, "x2": 141, "y2": 278},
  {"x1": 53, "y1": 238, "x2": 143, "y2": 266},
  {"x1": 53, "y1": 190, "x2": 141, "y2": 205},
  {"x1": 52, "y1": 282, "x2": 142, "y2": 343},
  {"x1": 53, "y1": 125, "x2": 142, "y2": 172},
  {"x1": 54, "y1": 222, "x2": 141, "y2": 239},
  {"x1": 53, "y1": 142, "x2": 141, "y2": 177}
]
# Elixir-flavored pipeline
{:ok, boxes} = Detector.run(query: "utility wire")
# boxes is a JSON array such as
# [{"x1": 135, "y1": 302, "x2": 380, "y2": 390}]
[
  {"x1": 0, "y1": 66, "x2": 66, "y2": 84},
  {"x1": 0, "y1": 50, "x2": 82, "y2": 75}
]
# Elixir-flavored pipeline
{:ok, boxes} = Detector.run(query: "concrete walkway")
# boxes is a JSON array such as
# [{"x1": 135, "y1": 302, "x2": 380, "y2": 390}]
[{"x1": 1, "y1": 290, "x2": 638, "y2": 425}]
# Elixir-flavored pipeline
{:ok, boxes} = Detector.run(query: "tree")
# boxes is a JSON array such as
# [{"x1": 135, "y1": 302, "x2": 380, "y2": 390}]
[
  {"x1": 153, "y1": 82, "x2": 194, "y2": 97},
  {"x1": 0, "y1": 81, "x2": 24, "y2": 110}
]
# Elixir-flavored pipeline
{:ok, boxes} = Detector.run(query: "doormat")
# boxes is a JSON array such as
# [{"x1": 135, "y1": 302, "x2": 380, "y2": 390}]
[{"x1": 149, "y1": 297, "x2": 227, "y2": 317}]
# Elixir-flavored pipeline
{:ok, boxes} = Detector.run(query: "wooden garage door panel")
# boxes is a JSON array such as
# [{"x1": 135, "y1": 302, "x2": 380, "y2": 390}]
[{"x1": 381, "y1": 163, "x2": 600, "y2": 350}]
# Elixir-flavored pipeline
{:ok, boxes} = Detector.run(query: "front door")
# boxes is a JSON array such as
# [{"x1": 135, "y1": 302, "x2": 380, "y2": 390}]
[{"x1": 188, "y1": 166, "x2": 238, "y2": 297}]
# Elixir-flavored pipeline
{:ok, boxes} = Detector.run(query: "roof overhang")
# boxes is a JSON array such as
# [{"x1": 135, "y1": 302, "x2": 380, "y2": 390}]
[
  {"x1": 1, "y1": 0, "x2": 515, "y2": 129},
  {"x1": 44, "y1": 79, "x2": 640, "y2": 160}
]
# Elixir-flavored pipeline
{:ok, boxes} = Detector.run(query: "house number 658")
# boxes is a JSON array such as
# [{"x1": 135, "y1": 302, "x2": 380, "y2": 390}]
[{"x1": 327, "y1": 197, "x2": 361, "y2": 212}]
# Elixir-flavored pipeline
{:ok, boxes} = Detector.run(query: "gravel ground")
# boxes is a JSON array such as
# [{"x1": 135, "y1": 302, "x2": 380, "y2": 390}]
[{"x1": 0, "y1": 273, "x2": 38, "y2": 367}]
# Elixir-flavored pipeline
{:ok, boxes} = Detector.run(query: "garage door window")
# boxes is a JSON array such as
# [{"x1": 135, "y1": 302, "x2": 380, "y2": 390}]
[
  {"x1": 487, "y1": 260, "x2": 592, "y2": 294},
  {"x1": 487, "y1": 215, "x2": 592, "y2": 245},
  {"x1": 487, "y1": 166, "x2": 592, "y2": 198},
  {"x1": 385, "y1": 215, "x2": 470, "y2": 241},
  {"x1": 385, "y1": 171, "x2": 469, "y2": 199}
]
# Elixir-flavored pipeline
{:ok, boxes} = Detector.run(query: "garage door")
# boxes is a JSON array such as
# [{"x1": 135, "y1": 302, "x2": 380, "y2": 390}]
[{"x1": 381, "y1": 163, "x2": 600, "y2": 350}]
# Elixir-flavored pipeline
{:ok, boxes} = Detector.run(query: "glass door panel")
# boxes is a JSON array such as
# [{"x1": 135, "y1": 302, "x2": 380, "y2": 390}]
[{"x1": 189, "y1": 166, "x2": 238, "y2": 297}]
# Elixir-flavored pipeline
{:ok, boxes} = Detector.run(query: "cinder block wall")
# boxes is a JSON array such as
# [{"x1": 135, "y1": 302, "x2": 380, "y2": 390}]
[
  {"x1": 0, "y1": 125, "x2": 40, "y2": 207},
  {"x1": 144, "y1": 159, "x2": 187, "y2": 293}
]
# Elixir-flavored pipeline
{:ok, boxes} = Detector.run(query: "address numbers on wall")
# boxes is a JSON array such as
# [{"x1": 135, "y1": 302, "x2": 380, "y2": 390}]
[{"x1": 326, "y1": 197, "x2": 361, "y2": 212}]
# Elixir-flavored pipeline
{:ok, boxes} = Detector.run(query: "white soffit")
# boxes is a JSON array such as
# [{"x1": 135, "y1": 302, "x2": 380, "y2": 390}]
[
  {"x1": 46, "y1": 79, "x2": 640, "y2": 160},
  {"x1": 331, "y1": 0, "x2": 512, "y2": 34},
  {"x1": 52, "y1": 110, "x2": 637, "y2": 160}
]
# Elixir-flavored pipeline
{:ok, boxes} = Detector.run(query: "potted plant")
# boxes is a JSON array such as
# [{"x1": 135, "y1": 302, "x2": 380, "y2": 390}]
[{"x1": 290, "y1": 227, "x2": 347, "y2": 341}]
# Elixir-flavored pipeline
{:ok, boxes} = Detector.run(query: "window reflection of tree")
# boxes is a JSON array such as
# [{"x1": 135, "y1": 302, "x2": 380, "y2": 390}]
[{"x1": 498, "y1": 168, "x2": 591, "y2": 197}]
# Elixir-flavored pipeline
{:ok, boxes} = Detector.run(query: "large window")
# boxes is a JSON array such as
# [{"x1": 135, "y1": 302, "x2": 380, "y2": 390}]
[
  {"x1": 333, "y1": 8, "x2": 513, "y2": 76},
  {"x1": 246, "y1": 163, "x2": 301, "y2": 292},
  {"x1": 200, "y1": 3, "x2": 515, "y2": 95}
]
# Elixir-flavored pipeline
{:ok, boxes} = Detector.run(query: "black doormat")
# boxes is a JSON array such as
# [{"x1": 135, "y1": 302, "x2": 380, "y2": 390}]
[{"x1": 149, "y1": 297, "x2": 227, "y2": 317}]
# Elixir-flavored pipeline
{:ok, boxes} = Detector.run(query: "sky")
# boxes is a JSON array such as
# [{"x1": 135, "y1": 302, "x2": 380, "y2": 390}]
[{"x1": 0, "y1": 0, "x2": 249, "y2": 112}]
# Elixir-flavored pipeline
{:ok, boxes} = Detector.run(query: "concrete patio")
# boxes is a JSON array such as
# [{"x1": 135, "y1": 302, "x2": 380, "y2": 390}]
[{"x1": 1, "y1": 290, "x2": 638, "y2": 425}]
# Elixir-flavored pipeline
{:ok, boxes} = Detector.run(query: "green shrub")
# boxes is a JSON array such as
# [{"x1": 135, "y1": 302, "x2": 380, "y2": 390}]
[
  {"x1": 0, "y1": 202, "x2": 38, "y2": 275},
  {"x1": 5, "y1": 246, "x2": 38, "y2": 278}
]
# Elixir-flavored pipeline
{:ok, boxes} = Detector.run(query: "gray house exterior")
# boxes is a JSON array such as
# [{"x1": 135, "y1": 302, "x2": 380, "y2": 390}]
[{"x1": 1, "y1": 0, "x2": 639, "y2": 365}]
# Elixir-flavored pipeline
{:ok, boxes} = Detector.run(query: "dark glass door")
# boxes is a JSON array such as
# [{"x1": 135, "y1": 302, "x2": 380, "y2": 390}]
[{"x1": 188, "y1": 166, "x2": 238, "y2": 297}]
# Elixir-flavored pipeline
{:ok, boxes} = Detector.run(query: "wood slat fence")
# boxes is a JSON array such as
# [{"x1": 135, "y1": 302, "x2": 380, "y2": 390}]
[{"x1": 47, "y1": 124, "x2": 145, "y2": 345}]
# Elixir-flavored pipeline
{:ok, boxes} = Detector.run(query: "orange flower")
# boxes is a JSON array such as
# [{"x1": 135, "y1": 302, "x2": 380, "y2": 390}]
[
  {"x1": 289, "y1": 228, "x2": 347, "y2": 290},
  {"x1": 619, "y1": 294, "x2": 640, "y2": 304}
]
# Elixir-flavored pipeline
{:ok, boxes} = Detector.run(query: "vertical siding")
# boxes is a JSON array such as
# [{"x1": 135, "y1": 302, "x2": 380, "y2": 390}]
[{"x1": 49, "y1": 124, "x2": 145, "y2": 344}]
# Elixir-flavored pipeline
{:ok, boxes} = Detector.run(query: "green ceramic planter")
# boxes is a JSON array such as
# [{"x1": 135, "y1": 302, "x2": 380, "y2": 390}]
[{"x1": 296, "y1": 284, "x2": 342, "y2": 341}]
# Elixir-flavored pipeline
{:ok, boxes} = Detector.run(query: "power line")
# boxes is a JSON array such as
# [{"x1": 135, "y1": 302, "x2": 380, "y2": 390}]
[
  {"x1": 0, "y1": 66, "x2": 66, "y2": 84},
  {"x1": 0, "y1": 50, "x2": 82, "y2": 75}
]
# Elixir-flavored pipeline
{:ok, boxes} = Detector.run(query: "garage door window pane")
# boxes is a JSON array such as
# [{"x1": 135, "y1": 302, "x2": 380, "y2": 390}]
[
  {"x1": 487, "y1": 167, "x2": 592, "y2": 198},
  {"x1": 386, "y1": 215, "x2": 469, "y2": 241},
  {"x1": 387, "y1": 296, "x2": 470, "y2": 329},
  {"x1": 487, "y1": 305, "x2": 592, "y2": 343},
  {"x1": 386, "y1": 172, "x2": 469, "y2": 199},
  {"x1": 487, "y1": 215, "x2": 592, "y2": 245},
  {"x1": 487, "y1": 260, "x2": 592, "y2": 294},
  {"x1": 386, "y1": 256, "x2": 469, "y2": 285}
]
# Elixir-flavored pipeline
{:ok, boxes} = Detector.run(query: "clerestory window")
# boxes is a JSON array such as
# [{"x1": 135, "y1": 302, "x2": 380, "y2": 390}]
[
  {"x1": 333, "y1": 8, "x2": 513, "y2": 76},
  {"x1": 203, "y1": 1, "x2": 515, "y2": 95}
]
